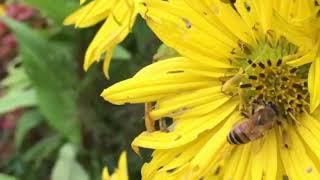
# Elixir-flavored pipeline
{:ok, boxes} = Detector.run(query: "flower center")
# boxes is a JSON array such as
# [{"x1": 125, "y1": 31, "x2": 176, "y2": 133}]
[
  {"x1": 239, "y1": 59, "x2": 309, "y2": 122},
  {"x1": 224, "y1": 40, "x2": 310, "y2": 123}
]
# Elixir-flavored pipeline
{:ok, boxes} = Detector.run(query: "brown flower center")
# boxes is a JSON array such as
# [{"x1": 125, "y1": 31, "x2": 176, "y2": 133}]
[{"x1": 239, "y1": 58, "x2": 309, "y2": 122}]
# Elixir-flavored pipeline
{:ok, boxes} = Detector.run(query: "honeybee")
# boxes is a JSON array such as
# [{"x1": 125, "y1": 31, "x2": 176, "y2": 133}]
[{"x1": 227, "y1": 103, "x2": 278, "y2": 145}]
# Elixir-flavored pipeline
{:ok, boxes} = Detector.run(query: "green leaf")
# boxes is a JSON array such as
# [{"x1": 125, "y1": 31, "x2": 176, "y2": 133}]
[
  {"x1": 51, "y1": 144, "x2": 89, "y2": 180},
  {"x1": 0, "y1": 89, "x2": 37, "y2": 115},
  {"x1": 133, "y1": 17, "x2": 155, "y2": 53},
  {"x1": 15, "y1": 110, "x2": 43, "y2": 149},
  {"x1": 0, "y1": 174, "x2": 18, "y2": 180},
  {"x1": 22, "y1": 136, "x2": 61, "y2": 164},
  {"x1": 1, "y1": 60, "x2": 31, "y2": 92},
  {"x1": 24, "y1": 0, "x2": 78, "y2": 24},
  {"x1": 153, "y1": 44, "x2": 179, "y2": 61},
  {"x1": 113, "y1": 45, "x2": 132, "y2": 60},
  {"x1": 0, "y1": 60, "x2": 35, "y2": 115},
  {"x1": 2, "y1": 17, "x2": 81, "y2": 144}
]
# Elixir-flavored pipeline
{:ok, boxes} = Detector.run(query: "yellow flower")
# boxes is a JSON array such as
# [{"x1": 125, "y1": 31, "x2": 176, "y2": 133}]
[
  {"x1": 64, "y1": 0, "x2": 138, "y2": 78},
  {"x1": 272, "y1": 0, "x2": 320, "y2": 112},
  {"x1": 101, "y1": 0, "x2": 320, "y2": 179},
  {"x1": 102, "y1": 152, "x2": 128, "y2": 180}
]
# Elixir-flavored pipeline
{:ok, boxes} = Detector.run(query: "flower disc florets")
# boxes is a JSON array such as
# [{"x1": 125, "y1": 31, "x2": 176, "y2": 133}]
[{"x1": 224, "y1": 38, "x2": 310, "y2": 124}]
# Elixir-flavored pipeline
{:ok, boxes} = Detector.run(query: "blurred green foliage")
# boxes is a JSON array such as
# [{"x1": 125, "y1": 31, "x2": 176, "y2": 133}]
[{"x1": 0, "y1": 0, "x2": 161, "y2": 179}]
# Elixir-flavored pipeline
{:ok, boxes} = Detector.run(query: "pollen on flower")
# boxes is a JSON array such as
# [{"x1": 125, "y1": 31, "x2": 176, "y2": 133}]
[
  {"x1": 222, "y1": 38, "x2": 310, "y2": 126},
  {"x1": 242, "y1": 59, "x2": 309, "y2": 121}
]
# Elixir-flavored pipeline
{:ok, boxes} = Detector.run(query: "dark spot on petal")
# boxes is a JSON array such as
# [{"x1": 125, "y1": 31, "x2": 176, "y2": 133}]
[
  {"x1": 166, "y1": 168, "x2": 177, "y2": 173},
  {"x1": 167, "y1": 70, "x2": 184, "y2": 74},
  {"x1": 244, "y1": 2, "x2": 251, "y2": 12},
  {"x1": 174, "y1": 135, "x2": 182, "y2": 141},
  {"x1": 157, "y1": 166, "x2": 164, "y2": 171}
]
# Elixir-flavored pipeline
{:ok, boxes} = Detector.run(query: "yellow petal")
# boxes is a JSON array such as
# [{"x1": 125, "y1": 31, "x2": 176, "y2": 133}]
[
  {"x1": 102, "y1": 78, "x2": 217, "y2": 105},
  {"x1": 135, "y1": 57, "x2": 229, "y2": 79},
  {"x1": 141, "y1": 131, "x2": 214, "y2": 179},
  {"x1": 84, "y1": 2, "x2": 137, "y2": 71},
  {"x1": 103, "y1": 151, "x2": 128, "y2": 180},
  {"x1": 234, "y1": 0, "x2": 264, "y2": 40},
  {"x1": 177, "y1": 95, "x2": 230, "y2": 119},
  {"x1": 285, "y1": 48, "x2": 316, "y2": 66},
  {"x1": 309, "y1": 59, "x2": 320, "y2": 112},
  {"x1": 102, "y1": 58, "x2": 223, "y2": 105},
  {"x1": 255, "y1": 0, "x2": 273, "y2": 33},
  {"x1": 297, "y1": 113, "x2": 320, "y2": 166},
  {"x1": 288, "y1": 0, "x2": 316, "y2": 21},
  {"x1": 132, "y1": 98, "x2": 238, "y2": 150},
  {"x1": 102, "y1": 167, "x2": 110, "y2": 180},
  {"x1": 64, "y1": 0, "x2": 113, "y2": 28},
  {"x1": 222, "y1": 146, "x2": 244, "y2": 180},
  {"x1": 312, "y1": 106, "x2": 320, "y2": 119},
  {"x1": 184, "y1": 0, "x2": 255, "y2": 45},
  {"x1": 279, "y1": 128, "x2": 320, "y2": 180},
  {"x1": 251, "y1": 129, "x2": 278, "y2": 180},
  {"x1": 272, "y1": 10, "x2": 317, "y2": 50},
  {"x1": 110, "y1": 152, "x2": 128, "y2": 180},
  {"x1": 190, "y1": 112, "x2": 241, "y2": 177},
  {"x1": 141, "y1": 112, "x2": 241, "y2": 179},
  {"x1": 65, "y1": 0, "x2": 138, "y2": 74},
  {"x1": 150, "y1": 86, "x2": 228, "y2": 119},
  {"x1": 232, "y1": 143, "x2": 252, "y2": 180},
  {"x1": 102, "y1": 46, "x2": 114, "y2": 79},
  {"x1": 141, "y1": 0, "x2": 237, "y2": 68}
]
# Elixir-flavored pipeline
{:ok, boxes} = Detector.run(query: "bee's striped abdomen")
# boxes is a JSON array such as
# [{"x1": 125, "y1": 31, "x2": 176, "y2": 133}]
[{"x1": 227, "y1": 127, "x2": 251, "y2": 145}]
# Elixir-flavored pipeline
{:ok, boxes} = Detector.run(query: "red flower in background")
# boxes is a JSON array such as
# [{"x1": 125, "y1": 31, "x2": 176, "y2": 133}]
[
  {"x1": 0, "y1": 3, "x2": 46, "y2": 162},
  {"x1": 0, "y1": 3, "x2": 46, "y2": 64},
  {"x1": 6, "y1": 3, "x2": 35, "y2": 21}
]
